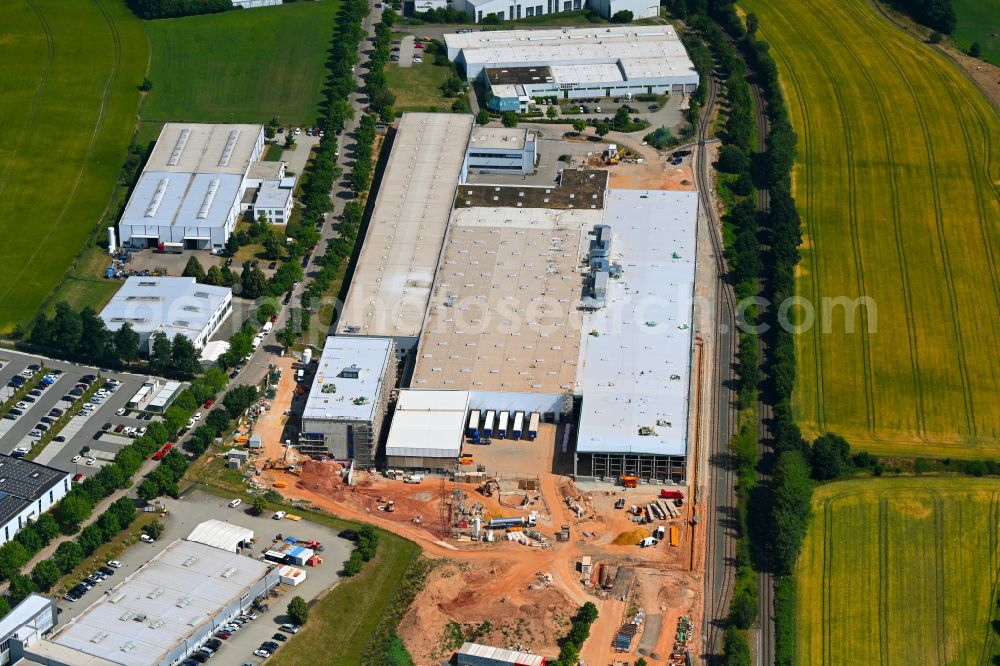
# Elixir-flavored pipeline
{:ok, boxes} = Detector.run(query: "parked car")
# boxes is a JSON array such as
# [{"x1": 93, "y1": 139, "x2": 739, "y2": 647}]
[
  {"x1": 72, "y1": 473, "x2": 84, "y2": 483},
  {"x1": 273, "y1": 511, "x2": 286, "y2": 520},
  {"x1": 228, "y1": 499, "x2": 242, "y2": 508},
  {"x1": 140, "y1": 534, "x2": 154, "y2": 543},
  {"x1": 107, "y1": 560, "x2": 122, "y2": 568},
  {"x1": 53, "y1": 435, "x2": 66, "y2": 442},
  {"x1": 280, "y1": 624, "x2": 300, "y2": 634},
  {"x1": 272, "y1": 633, "x2": 287, "y2": 642},
  {"x1": 86, "y1": 457, "x2": 96, "y2": 466},
  {"x1": 339, "y1": 529, "x2": 359, "y2": 542}
]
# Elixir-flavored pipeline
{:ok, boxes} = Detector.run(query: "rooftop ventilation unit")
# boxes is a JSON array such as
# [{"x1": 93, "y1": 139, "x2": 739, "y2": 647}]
[
  {"x1": 221, "y1": 567, "x2": 238, "y2": 578},
  {"x1": 167, "y1": 128, "x2": 191, "y2": 166},
  {"x1": 176, "y1": 596, "x2": 192, "y2": 608},
  {"x1": 90, "y1": 632, "x2": 109, "y2": 644},
  {"x1": 147, "y1": 587, "x2": 164, "y2": 599},
  {"x1": 197, "y1": 179, "x2": 220, "y2": 219},
  {"x1": 218, "y1": 129, "x2": 241, "y2": 167},
  {"x1": 182, "y1": 556, "x2": 200, "y2": 567},
  {"x1": 150, "y1": 619, "x2": 166, "y2": 630},
  {"x1": 120, "y1": 641, "x2": 137, "y2": 652},
  {"x1": 145, "y1": 178, "x2": 170, "y2": 218}
]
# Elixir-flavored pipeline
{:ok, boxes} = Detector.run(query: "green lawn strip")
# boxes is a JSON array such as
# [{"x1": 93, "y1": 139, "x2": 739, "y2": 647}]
[
  {"x1": 951, "y1": 0, "x2": 1000, "y2": 64},
  {"x1": 0, "y1": 0, "x2": 148, "y2": 333},
  {"x1": 385, "y1": 60, "x2": 453, "y2": 111},
  {"x1": 143, "y1": 1, "x2": 341, "y2": 126},
  {"x1": 26, "y1": 378, "x2": 102, "y2": 461}
]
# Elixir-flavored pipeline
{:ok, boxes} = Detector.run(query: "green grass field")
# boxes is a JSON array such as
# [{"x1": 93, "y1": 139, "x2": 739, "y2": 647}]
[
  {"x1": 0, "y1": 0, "x2": 148, "y2": 332},
  {"x1": 143, "y1": 1, "x2": 340, "y2": 126},
  {"x1": 385, "y1": 60, "x2": 453, "y2": 112},
  {"x1": 796, "y1": 478, "x2": 1000, "y2": 665},
  {"x1": 744, "y1": 0, "x2": 1000, "y2": 458},
  {"x1": 952, "y1": 0, "x2": 1000, "y2": 65}
]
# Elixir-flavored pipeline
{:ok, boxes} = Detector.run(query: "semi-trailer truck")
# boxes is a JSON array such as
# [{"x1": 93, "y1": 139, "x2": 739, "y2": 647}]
[
  {"x1": 466, "y1": 410, "x2": 481, "y2": 438},
  {"x1": 527, "y1": 412, "x2": 540, "y2": 440},
  {"x1": 512, "y1": 411, "x2": 524, "y2": 439},
  {"x1": 497, "y1": 411, "x2": 509, "y2": 438},
  {"x1": 483, "y1": 410, "x2": 495, "y2": 437}
]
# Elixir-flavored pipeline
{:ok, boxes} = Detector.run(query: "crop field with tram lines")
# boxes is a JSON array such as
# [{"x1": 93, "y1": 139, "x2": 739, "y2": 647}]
[
  {"x1": 742, "y1": 0, "x2": 1000, "y2": 458},
  {"x1": 795, "y1": 478, "x2": 1000, "y2": 665},
  {"x1": 0, "y1": 0, "x2": 147, "y2": 333}
]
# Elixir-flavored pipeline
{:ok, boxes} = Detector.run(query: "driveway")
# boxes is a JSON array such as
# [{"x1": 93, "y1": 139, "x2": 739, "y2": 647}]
[{"x1": 395, "y1": 34, "x2": 414, "y2": 68}]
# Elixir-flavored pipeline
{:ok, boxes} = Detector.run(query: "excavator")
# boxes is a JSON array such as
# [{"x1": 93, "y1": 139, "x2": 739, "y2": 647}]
[
  {"x1": 263, "y1": 458, "x2": 302, "y2": 476},
  {"x1": 477, "y1": 479, "x2": 500, "y2": 497}
]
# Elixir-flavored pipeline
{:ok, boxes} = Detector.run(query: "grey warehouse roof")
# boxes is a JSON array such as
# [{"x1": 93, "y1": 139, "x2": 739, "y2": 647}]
[
  {"x1": 120, "y1": 171, "x2": 244, "y2": 232},
  {"x1": 576, "y1": 189, "x2": 698, "y2": 457},
  {"x1": 146, "y1": 123, "x2": 264, "y2": 176},
  {"x1": 468, "y1": 126, "x2": 533, "y2": 151},
  {"x1": 46, "y1": 539, "x2": 270, "y2": 666},
  {"x1": 385, "y1": 390, "x2": 468, "y2": 459},
  {"x1": 0, "y1": 455, "x2": 69, "y2": 527},
  {"x1": 99, "y1": 277, "x2": 231, "y2": 346},
  {"x1": 338, "y1": 113, "x2": 474, "y2": 338},
  {"x1": 302, "y1": 336, "x2": 395, "y2": 422}
]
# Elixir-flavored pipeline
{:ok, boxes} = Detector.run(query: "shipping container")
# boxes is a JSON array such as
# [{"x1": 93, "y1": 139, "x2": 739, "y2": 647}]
[
  {"x1": 466, "y1": 410, "x2": 481, "y2": 437},
  {"x1": 527, "y1": 412, "x2": 540, "y2": 440},
  {"x1": 483, "y1": 410, "x2": 495, "y2": 437},
  {"x1": 497, "y1": 411, "x2": 509, "y2": 438},
  {"x1": 512, "y1": 411, "x2": 524, "y2": 439},
  {"x1": 669, "y1": 526, "x2": 679, "y2": 547}
]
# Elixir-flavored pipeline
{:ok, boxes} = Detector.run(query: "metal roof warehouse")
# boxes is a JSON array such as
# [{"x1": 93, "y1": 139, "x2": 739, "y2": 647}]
[{"x1": 34, "y1": 538, "x2": 276, "y2": 666}]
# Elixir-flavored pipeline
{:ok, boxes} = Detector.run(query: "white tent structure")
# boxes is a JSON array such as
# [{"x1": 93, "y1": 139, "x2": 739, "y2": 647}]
[{"x1": 186, "y1": 519, "x2": 254, "y2": 553}]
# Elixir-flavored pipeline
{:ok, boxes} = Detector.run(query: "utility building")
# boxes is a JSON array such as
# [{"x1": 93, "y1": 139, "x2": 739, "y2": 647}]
[
  {"x1": 0, "y1": 455, "x2": 71, "y2": 545},
  {"x1": 299, "y1": 336, "x2": 398, "y2": 467}
]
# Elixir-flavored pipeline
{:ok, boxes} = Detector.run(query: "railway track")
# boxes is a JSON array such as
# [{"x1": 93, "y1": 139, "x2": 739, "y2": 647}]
[{"x1": 695, "y1": 69, "x2": 741, "y2": 662}]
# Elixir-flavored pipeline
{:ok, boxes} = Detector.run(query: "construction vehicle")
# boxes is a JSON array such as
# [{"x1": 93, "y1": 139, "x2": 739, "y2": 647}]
[
  {"x1": 614, "y1": 498, "x2": 626, "y2": 509},
  {"x1": 660, "y1": 488, "x2": 685, "y2": 501},
  {"x1": 621, "y1": 475, "x2": 638, "y2": 488},
  {"x1": 385, "y1": 500, "x2": 395, "y2": 512},
  {"x1": 477, "y1": 479, "x2": 499, "y2": 497},
  {"x1": 273, "y1": 481, "x2": 287, "y2": 488},
  {"x1": 459, "y1": 453, "x2": 475, "y2": 465}
]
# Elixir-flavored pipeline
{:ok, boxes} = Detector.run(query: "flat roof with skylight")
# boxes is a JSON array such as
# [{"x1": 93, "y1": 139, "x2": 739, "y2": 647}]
[
  {"x1": 338, "y1": 113, "x2": 474, "y2": 339},
  {"x1": 412, "y1": 206, "x2": 602, "y2": 393},
  {"x1": 576, "y1": 189, "x2": 698, "y2": 457},
  {"x1": 45, "y1": 539, "x2": 271, "y2": 666},
  {"x1": 145, "y1": 123, "x2": 263, "y2": 176},
  {"x1": 303, "y1": 336, "x2": 395, "y2": 422}
]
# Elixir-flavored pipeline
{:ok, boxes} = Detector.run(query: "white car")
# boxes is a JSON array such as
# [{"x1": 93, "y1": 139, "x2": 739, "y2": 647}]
[
  {"x1": 273, "y1": 511, "x2": 286, "y2": 520},
  {"x1": 86, "y1": 457, "x2": 96, "y2": 466},
  {"x1": 140, "y1": 534, "x2": 154, "y2": 543},
  {"x1": 71, "y1": 455, "x2": 81, "y2": 463},
  {"x1": 254, "y1": 649, "x2": 272, "y2": 658},
  {"x1": 228, "y1": 499, "x2": 242, "y2": 508},
  {"x1": 107, "y1": 560, "x2": 122, "y2": 568},
  {"x1": 28, "y1": 431, "x2": 41, "y2": 439},
  {"x1": 194, "y1": 412, "x2": 203, "y2": 421},
  {"x1": 115, "y1": 408, "x2": 126, "y2": 416}
]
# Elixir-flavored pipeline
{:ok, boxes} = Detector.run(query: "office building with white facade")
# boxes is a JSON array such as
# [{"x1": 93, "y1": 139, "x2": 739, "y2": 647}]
[
  {"x1": 445, "y1": 26, "x2": 698, "y2": 110},
  {"x1": 452, "y1": 0, "x2": 657, "y2": 22},
  {"x1": 299, "y1": 336, "x2": 398, "y2": 467},
  {"x1": 99, "y1": 277, "x2": 232, "y2": 352},
  {"x1": 0, "y1": 455, "x2": 71, "y2": 546},
  {"x1": 465, "y1": 127, "x2": 537, "y2": 173}
]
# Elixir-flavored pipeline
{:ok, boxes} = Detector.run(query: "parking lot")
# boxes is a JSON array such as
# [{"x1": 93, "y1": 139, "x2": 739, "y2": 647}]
[
  {"x1": 56, "y1": 489, "x2": 353, "y2": 666},
  {"x1": 0, "y1": 349, "x2": 156, "y2": 478}
]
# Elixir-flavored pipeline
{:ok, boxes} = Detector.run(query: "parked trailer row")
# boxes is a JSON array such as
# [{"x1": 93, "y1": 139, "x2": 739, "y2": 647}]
[{"x1": 465, "y1": 409, "x2": 541, "y2": 442}]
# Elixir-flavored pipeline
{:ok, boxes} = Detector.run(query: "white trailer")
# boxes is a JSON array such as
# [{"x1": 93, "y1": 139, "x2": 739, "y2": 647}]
[
  {"x1": 512, "y1": 411, "x2": 525, "y2": 439},
  {"x1": 483, "y1": 410, "x2": 496, "y2": 437},
  {"x1": 497, "y1": 411, "x2": 509, "y2": 438},
  {"x1": 527, "y1": 412, "x2": 540, "y2": 440}
]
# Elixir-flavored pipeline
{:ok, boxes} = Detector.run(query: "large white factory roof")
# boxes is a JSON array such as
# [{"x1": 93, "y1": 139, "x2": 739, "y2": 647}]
[
  {"x1": 302, "y1": 336, "x2": 395, "y2": 422},
  {"x1": 121, "y1": 171, "x2": 244, "y2": 231},
  {"x1": 446, "y1": 26, "x2": 697, "y2": 81},
  {"x1": 146, "y1": 123, "x2": 264, "y2": 176},
  {"x1": 385, "y1": 389, "x2": 468, "y2": 459},
  {"x1": 46, "y1": 539, "x2": 270, "y2": 666},
  {"x1": 576, "y1": 189, "x2": 698, "y2": 457},
  {"x1": 99, "y1": 277, "x2": 231, "y2": 347},
  {"x1": 338, "y1": 113, "x2": 474, "y2": 338}
]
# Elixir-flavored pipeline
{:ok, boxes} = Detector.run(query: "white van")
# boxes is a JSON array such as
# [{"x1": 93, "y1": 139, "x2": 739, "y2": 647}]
[
  {"x1": 228, "y1": 499, "x2": 242, "y2": 508},
  {"x1": 639, "y1": 537, "x2": 659, "y2": 548}
]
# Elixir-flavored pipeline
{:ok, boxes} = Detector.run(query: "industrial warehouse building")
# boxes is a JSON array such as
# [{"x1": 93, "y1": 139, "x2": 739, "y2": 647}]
[
  {"x1": 299, "y1": 336, "x2": 398, "y2": 467},
  {"x1": 99, "y1": 277, "x2": 232, "y2": 352},
  {"x1": 337, "y1": 113, "x2": 475, "y2": 351},
  {"x1": 451, "y1": 0, "x2": 656, "y2": 23},
  {"x1": 0, "y1": 455, "x2": 71, "y2": 546},
  {"x1": 456, "y1": 641, "x2": 545, "y2": 666},
  {"x1": 444, "y1": 27, "x2": 698, "y2": 111},
  {"x1": 465, "y1": 127, "x2": 537, "y2": 174},
  {"x1": 0, "y1": 594, "x2": 58, "y2": 665},
  {"x1": 339, "y1": 112, "x2": 697, "y2": 482},
  {"x1": 26, "y1": 536, "x2": 278, "y2": 666},
  {"x1": 117, "y1": 123, "x2": 295, "y2": 251}
]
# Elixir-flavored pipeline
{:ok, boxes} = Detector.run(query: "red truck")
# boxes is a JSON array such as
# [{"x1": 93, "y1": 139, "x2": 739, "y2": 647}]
[{"x1": 659, "y1": 489, "x2": 685, "y2": 501}]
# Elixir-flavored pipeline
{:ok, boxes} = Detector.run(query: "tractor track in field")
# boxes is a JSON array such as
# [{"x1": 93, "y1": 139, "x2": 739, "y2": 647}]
[
  {"x1": 802, "y1": 0, "x2": 931, "y2": 442},
  {"x1": 877, "y1": 497, "x2": 890, "y2": 666},
  {"x1": 932, "y1": 492, "x2": 947, "y2": 664},
  {"x1": 983, "y1": 490, "x2": 1000, "y2": 665},
  {"x1": 839, "y1": 0, "x2": 978, "y2": 438},
  {"x1": 0, "y1": 0, "x2": 123, "y2": 309},
  {"x1": 0, "y1": 0, "x2": 55, "y2": 204}
]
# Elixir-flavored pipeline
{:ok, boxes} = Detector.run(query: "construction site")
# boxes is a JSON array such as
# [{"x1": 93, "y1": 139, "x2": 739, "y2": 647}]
[{"x1": 211, "y1": 112, "x2": 716, "y2": 665}]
